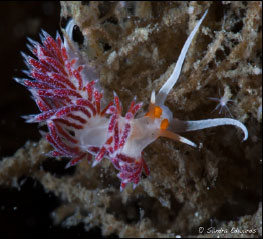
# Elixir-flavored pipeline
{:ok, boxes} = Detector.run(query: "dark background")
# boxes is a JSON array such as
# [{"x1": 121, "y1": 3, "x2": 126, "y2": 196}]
[
  {"x1": 0, "y1": 2, "x2": 60, "y2": 158},
  {"x1": 0, "y1": 2, "x2": 104, "y2": 238}
]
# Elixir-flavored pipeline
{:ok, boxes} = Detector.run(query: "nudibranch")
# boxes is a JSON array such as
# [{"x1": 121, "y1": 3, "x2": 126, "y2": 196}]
[{"x1": 15, "y1": 9, "x2": 248, "y2": 191}]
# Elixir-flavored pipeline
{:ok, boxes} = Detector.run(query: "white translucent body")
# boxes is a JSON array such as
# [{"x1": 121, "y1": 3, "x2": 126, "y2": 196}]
[
  {"x1": 76, "y1": 116, "x2": 110, "y2": 150},
  {"x1": 121, "y1": 117, "x2": 162, "y2": 158}
]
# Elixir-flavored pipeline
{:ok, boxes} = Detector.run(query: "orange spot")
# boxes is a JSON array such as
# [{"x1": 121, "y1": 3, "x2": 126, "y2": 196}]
[
  {"x1": 160, "y1": 119, "x2": 169, "y2": 130},
  {"x1": 145, "y1": 105, "x2": 163, "y2": 119},
  {"x1": 154, "y1": 106, "x2": 162, "y2": 118}
]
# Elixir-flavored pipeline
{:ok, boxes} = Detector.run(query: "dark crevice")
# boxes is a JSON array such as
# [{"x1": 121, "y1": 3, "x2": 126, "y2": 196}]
[
  {"x1": 231, "y1": 21, "x2": 244, "y2": 34},
  {"x1": 103, "y1": 16, "x2": 119, "y2": 25},
  {"x1": 60, "y1": 16, "x2": 72, "y2": 29},
  {"x1": 215, "y1": 49, "x2": 226, "y2": 62},
  {"x1": 81, "y1": 1, "x2": 90, "y2": 6},
  {"x1": 72, "y1": 25, "x2": 84, "y2": 45},
  {"x1": 41, "y1": 157, "x2": 76, "y2": 178},
  {"x1": 99, "y1": 40, "x2": 112, "y2": 52},
  {"x1": 98, "y1": 2, "x2": 112, "y2": 19}
]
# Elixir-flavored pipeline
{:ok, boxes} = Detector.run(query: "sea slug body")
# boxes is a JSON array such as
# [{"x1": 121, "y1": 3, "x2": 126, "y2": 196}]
[{"x1": 15, "y1": 9, "x2": 248, "y2": 191}]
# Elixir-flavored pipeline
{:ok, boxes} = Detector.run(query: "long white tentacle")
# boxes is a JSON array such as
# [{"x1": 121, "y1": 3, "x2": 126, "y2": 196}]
[
  {"x1": 170, "y1": 118, "x2": 248, "y2": 141},
  {"x1": 156, "y1": 9, "x2": 208, "y2": 105}
]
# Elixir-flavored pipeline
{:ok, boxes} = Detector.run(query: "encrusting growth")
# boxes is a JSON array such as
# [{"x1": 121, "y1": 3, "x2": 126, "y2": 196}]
[{"x1": 15, "y1": 9, "x2": 248, "y2": 191}]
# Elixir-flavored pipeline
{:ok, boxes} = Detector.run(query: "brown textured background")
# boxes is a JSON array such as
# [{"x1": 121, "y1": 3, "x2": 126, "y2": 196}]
[{"x1": 0, "y1": 1, "x2": 262, "y2": 238}]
